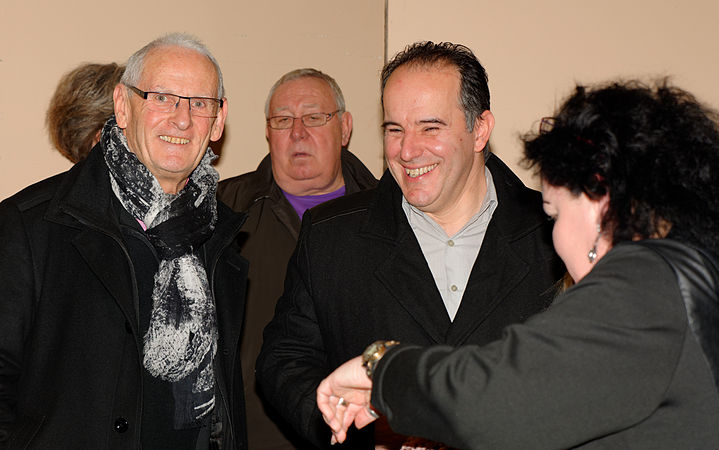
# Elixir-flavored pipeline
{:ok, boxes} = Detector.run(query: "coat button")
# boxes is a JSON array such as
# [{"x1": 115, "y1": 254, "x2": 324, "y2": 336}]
[{"x1": 114, "y1": 417, "x2": 129, "y2": 433}]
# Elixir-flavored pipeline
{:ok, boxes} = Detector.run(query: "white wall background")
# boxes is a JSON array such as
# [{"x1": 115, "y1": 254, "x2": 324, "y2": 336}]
[
  {"x1": 2, "y1": 1, "x2": 718, "y2": 198},
  {"x1": 387, "y1": 0, "x2": 719, "y2": 188},
  {"x1": 0, "y1": 0, "x2": 385, "y2": 199}
]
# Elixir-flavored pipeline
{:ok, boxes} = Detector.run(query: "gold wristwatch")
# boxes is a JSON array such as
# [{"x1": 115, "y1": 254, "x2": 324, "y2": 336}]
[{"x1": 361, "y1": 340, "x2": 400, "y2": 379}]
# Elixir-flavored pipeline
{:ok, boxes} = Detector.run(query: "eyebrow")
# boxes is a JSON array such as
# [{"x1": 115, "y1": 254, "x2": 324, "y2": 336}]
[
  {"x1": 418, "y1": 118, "x2": 447, "y2": 126},
  {"x1": 381, "y1": 121, "x2": 401, "y2": 129},
  {"x1": 381, "y1": 118, "x2": 448, "y2": 129},
  {"x1": 148, "y1": 86, "x2": 215, "y2": 98},
  {"x1": 272, "y1": 103, "x2": 322, "y2": 114}
]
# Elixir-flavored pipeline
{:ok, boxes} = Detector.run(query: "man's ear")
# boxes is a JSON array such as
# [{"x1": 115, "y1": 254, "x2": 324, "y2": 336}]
[
  {"x1": 340, "y1": 111, "x2": 353, "y2": 147},
  {"x1": 113, "y1": 84, "x2": 129, "y2": 128},
  {"x1": 472, "y1": 110, "x2": 495, "y2": 154},
  {"x1": 210, "y1": 97, "x2": 229, "y2": 142}
]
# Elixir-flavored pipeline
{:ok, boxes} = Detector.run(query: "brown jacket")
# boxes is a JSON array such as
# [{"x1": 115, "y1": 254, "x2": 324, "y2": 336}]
[{"x1": 217, "y1": 149, "x2": 377, "y2": 449}]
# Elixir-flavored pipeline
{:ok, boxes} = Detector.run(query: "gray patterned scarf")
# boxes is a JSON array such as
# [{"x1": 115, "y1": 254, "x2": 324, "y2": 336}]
[{"x1": 101, "y1": 116, "x2": 219, "y2": 429}]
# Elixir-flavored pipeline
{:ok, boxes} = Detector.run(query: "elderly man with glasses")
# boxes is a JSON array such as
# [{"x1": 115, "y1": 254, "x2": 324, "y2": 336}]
[
  {"x1": 217, "y1": 68, "x2": 376, "y2": 449},
  {"x1": 0, "y1": 33, "x2": 248, "y2": 449}
]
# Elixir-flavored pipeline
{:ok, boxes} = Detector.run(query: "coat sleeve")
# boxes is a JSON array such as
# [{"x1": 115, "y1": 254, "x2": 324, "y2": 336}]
[
  {"x1": 0, "y1": 199, "x2": 36, "y2": 447},
  {"x1": 255, "y1": 216, "x2": 332, "y2": 448},
  {"x1": 371, "y1": 245, "x2": 690, "y2": 449}
]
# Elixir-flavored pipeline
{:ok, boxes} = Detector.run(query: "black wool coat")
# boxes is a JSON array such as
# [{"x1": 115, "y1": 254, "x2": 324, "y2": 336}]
[
  {"x1": 256, "y1": 154, "x2": 564, "y2": 448},
  {"x1": 0, "y1": 146, "x2": 249, "y2": 449}
]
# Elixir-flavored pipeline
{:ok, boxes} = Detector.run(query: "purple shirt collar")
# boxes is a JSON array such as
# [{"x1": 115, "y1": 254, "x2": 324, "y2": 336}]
[{"x1": 282, "y1": 185, "x2": 346, "y2": 218}]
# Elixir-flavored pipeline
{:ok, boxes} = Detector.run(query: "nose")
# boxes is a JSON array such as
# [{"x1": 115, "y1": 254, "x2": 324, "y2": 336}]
[
  {"x1": 399, "y1": 131, "x2": 422, "y2": 162},
  {"x1": 170, "y1": 97, "x2": 192, "y2": 130},
  {"x1": 290, "y1": 116, "x2": 308, "y2": 140}
]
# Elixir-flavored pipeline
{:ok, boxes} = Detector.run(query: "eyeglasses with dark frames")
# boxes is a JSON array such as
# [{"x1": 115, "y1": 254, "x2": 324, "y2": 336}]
[
  {"x1": 266, "y1": 110, "x2": 342, "y2": 130},
  {"x1": 125, "y1": 84, "x2": 223, "y2": 118}
]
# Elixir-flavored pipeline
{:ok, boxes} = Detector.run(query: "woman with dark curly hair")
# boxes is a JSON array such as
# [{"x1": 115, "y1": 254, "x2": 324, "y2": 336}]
[
  {"x1": 316, "y1": 80, "x2": 719, "y2": 449},
  {"x1": 46, "y1": 62, "x2": 124, "y2": 163}
]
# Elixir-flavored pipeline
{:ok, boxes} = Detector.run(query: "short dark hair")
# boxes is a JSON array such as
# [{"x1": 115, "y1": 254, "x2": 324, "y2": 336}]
[
  {"x1": 523, "y1": 79, "x2": 719, "y2": 253},
  {"x1": 46, "y1": 62, "x2": 125, "y2": 163},
  {"x1": 381, "y1": 41, "x2": 490, "y2": 132}
]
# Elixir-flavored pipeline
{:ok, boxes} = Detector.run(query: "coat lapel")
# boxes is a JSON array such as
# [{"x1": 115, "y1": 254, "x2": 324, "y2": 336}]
[
  {"x1": 45, "y1": 147, "x2": 140, "y2": 330},
  {"x1": 72, "y1": 230, "x2": 139, "y2": 330},
  {"x1": 445, "y1": 154, "x2": 547, "y2": 345},
  {"x1": 269, "y1": 183, "x2": 301, "y2": 240},
  {"x1": 365, "y1": 172, "x2": 451, "y2": 344},
  {"x1": 206, "y1": 205, "x2": 249, "y2": 362},
  {"x1": 373, "y1": 228, "x2": 452, "y2": 344},
  {"x1": 445, "y1": 220, "x2": 529, "y2": 345}
]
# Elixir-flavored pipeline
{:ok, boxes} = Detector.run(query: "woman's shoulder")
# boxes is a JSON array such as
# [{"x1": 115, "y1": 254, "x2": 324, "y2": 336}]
[
  {"x1": 596, "y1": 240, "x2": 676, "y2": 274},
  {"x1": 556, "y1": 241, "x2": 685, "y2": 322}
]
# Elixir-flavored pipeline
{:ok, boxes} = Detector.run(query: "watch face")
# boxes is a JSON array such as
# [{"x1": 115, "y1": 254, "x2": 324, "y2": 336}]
[
  {"x1": 363, "y1": 341, "x2": 382, "y2": 364},
  {"x1": 362, "y1": 341, "x2": 400, "y2": 379}
]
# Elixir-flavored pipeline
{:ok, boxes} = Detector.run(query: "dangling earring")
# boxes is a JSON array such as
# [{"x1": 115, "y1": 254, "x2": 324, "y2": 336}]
[{"x1": 588, "y1": 224, "x2": 601, "y2": 263}]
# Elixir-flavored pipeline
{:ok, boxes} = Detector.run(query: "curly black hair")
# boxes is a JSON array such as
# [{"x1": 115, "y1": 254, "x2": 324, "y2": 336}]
[{"x1": 523, "y1": 79, "x2": 719, "y2": 253}]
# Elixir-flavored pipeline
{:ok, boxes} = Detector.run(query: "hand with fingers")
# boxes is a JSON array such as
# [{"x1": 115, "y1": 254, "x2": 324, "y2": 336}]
[{"x1": 317, "y1": 356, "x2": 379, "y2": 444}]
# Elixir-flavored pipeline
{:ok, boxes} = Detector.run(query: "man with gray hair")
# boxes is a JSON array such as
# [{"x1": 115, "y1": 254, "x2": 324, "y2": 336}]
[
  {"x1": 218, "y1": 68, "x2": 376, "y2": 449},
  {"x1": 0, "y1": 33, "x2": 248, "y2": 449}
]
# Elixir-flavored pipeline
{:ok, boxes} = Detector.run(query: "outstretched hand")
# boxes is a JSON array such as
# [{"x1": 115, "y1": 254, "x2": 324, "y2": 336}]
[{"x1": 316, "y1": 356, "x2": 379, "y2": 444}]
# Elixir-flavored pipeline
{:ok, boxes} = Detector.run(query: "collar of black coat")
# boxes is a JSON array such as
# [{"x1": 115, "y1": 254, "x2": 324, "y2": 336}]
[
  {"x1": 308, "y1": 153, "x2": 548, "y2": 243},
  {"x1": 44, "y1": 143, "x2": 122, "y2": 234},
  {"x1": 43, "y1": 143, "x2": 246, "y2": 247}
]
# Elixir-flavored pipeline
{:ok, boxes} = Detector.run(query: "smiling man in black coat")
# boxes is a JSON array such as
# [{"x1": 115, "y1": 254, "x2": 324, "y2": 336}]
[
  {"x1": 0, "y1": 33, "x2": 248, "y2": 449},
  {"x1": 257, "y1": 41, "x2": 564, "y2": 449}
]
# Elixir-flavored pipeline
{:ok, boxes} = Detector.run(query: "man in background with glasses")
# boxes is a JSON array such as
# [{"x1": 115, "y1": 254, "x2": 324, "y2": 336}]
[
  {"x1": 217, "y1": 68, "x2": 376, "y2": 449},
  {"x1": 0, "y1": 33, "x2": 248, "y2": 449}
]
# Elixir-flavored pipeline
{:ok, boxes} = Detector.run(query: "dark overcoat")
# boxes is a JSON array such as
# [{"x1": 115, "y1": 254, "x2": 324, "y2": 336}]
[
  {"x1": 256, "y1": 154, "x2": 564, "y2": 448},
  {"x1": 217, "y1": 149, "x2": 377, "y2": 449},
  {"x1": 0, "y1": 147, "x2": 249, "y2": 449}
]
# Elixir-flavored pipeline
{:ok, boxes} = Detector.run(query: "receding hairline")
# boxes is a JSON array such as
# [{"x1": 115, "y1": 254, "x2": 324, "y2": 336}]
[
  {"x1": 265, "y1": 68, "x2": 346, "y2": 117},
  {"x1": 382, "y1": 60, "x2": 465, "y2": 113},
  {"x1": 384, "y1": 59, "x2": 460, "y2": 89},
  {"x1": 139, "y1": 45, "x2": 221, "y2": 95},
  {"x1": 121, "y1": 33, "x2": 225, "y2": 99},
  {"x1": 268, "y1": 76, "x2": 336, "y2": 110}
]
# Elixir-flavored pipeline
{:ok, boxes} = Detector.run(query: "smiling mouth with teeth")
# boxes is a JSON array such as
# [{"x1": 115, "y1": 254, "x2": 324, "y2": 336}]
[
  {"x1": 405, "y1": 163, "x2": 438, "y2": 178},
  {"x1": 160, "y1": 135, "x2": 190, "y2": 144}
]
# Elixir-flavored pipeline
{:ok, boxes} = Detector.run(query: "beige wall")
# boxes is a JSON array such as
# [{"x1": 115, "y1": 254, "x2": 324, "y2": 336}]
[
  {"x1": 387, "y1": 0, "x2": 719, "y2": 188},
  {"x1": 0, "y1": 0, "x2": 385, "y2": 199},
  {"x1": 3, "y1": 1, "x2": 719, "y2": 198}
]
